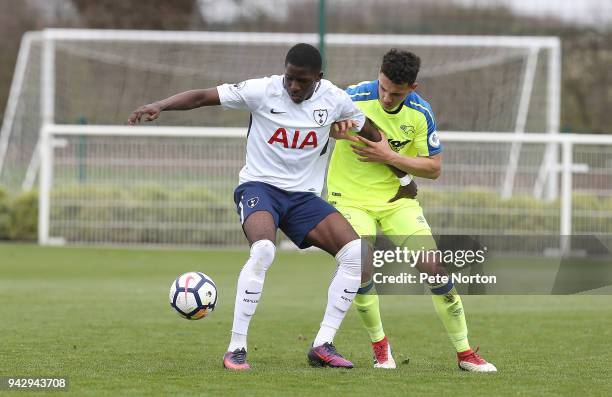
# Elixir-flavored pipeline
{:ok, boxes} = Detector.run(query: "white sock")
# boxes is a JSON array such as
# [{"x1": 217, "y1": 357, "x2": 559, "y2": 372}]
[
  {"x1": 313, "y1": 239, "x2": 362, "y2": 347},
  {"x1": 227, "y1": 239, "x2": 275, "y2": 352},
  {"x1": 313, "y1": 324, "x2": 337, "y2": 348},
  {"x1": 228, "y1": 332, "x2": 247, "y2": 352}
]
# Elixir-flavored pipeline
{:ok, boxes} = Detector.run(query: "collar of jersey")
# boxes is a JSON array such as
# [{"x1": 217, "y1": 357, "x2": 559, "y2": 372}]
[{"x1": 376, "y1": 98, "x2": 404, "y2": 118}]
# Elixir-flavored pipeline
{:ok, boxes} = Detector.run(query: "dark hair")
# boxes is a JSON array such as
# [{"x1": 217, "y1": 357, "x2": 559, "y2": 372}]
[
  {"x1": 285, "y1": 43, "x2": 322, "y2": 72},
  {"x1": 381, "y1": 49, "x2": 421, "y2": 85}
]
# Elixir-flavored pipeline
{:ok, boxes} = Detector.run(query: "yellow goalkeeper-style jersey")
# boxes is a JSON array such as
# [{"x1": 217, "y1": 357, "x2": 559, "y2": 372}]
[{"x1": 327, "y1": 79, "x2": 442, "y2": 205}]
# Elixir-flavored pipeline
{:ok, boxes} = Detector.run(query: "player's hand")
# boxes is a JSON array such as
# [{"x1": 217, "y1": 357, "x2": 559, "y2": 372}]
[
  {"x1": 388, "y1": 180, "x2": 418, "y2": 202},
  {"x1": 351, "y1": 130, "x2": 395, "y2": 164},
  {"x1": 330, "y1": 119, "x2": 359, "y2": 142},
  {"x1": 127, "y1": 103, "x2": 162, "y2": 125}
]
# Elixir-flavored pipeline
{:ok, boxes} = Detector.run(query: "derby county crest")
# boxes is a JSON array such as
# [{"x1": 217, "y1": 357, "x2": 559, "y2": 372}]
[
  {"x1": 313, "y1": 109, "x2": 328, "y2": 126},
  {"x1": 247, "y1": 197, "x2": 259, "y2": 208}
]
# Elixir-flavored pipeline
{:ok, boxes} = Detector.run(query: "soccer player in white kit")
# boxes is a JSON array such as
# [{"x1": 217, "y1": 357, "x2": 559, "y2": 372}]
[{"x1": 128, "y1": 44, "x2": 365, "y2": 370}]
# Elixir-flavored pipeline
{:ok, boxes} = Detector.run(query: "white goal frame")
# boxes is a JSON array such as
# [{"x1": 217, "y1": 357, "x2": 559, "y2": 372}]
[
  {"x1": 0, "y1": 31, "x2": 41, "y2": 187},
  {"x1": 0, "y1": 29, "x2": 561, "y2": 198}
]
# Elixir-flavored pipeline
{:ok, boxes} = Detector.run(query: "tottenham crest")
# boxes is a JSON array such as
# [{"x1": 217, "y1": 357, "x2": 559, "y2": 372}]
[
  {"x1": 247, "y1": 197, "x2": 259, "y2": 208},
  {"x1": 313, "y1": 109, "x2": 328, "y2": 126}
]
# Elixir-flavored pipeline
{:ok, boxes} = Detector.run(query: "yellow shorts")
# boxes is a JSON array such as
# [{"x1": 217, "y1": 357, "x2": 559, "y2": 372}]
[{"x1": 331, "y1": 198, "x2": 437, "y2": 250}]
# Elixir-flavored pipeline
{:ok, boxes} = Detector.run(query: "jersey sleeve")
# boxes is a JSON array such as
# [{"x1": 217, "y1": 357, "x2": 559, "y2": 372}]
[
  {"x1": 336, "y1": 89, "x2": 366, "y2": 131},
  {"x1": 217, "y1": 77, "x2": 269, "y2": 112},
  {"x1": 413, "y1": 104, "x2": 442, "y2": 157}
]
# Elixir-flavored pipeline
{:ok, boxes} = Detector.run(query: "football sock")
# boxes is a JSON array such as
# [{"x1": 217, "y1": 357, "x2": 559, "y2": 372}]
[
  {"x1": 228, "y1": 239, "x2": 275, "y2": 351},
  {"x1": 313, "y1": 239, "x2": 362, "y2": 347},
  {"x1": 430, "y1": 280, "x2": 470, "y2": 353},
  {"x1": 228, "y1": 332, "x2": 247, "y2": 352},
  {"x1": 354, "y1": 280, "x2": 386, "y2": 343}
]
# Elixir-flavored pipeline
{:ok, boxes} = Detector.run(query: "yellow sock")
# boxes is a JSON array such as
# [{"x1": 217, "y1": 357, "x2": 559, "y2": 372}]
[
  {"x1": 354, "y1": 281, "x2": 385, "y2": 343},
  {"x1": 430, "y1": 281, "x2": 470, "y2": 353}
]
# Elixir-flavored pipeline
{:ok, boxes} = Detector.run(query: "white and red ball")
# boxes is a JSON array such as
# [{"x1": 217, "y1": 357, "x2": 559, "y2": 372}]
[{"x1": 169, "y1": 272, "x2": 217, "y2": 320}]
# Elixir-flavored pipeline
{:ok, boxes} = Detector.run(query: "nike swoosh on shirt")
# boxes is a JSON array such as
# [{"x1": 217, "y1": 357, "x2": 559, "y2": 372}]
[
  {"x1": 245, "y1": 290, "x2": 261, "y2": 295},
  {"x1": 270, "y1": 109, "x2": 286, "y2": 114},
  {"x1": 343, "y1": 289, "x2": 358, "y2": 294}
]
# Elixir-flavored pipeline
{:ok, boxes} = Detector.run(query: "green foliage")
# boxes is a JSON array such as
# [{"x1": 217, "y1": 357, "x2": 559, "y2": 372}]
[
  {"x1": 0, "y1": 188, "x2": 38, "y2": 240},
  {"x1": 8, "y1": 190, "x2": 38, "y2": 240},
  {"x1": 0, "y1": 187, "x2": 10, "y2": 239},
  {"x1": 50, "y1": 185, "x2": 236, "y2": 245},
  {"x1": 2, "y1": 186, "x2": 612, "y2": 243},
  {"x1": 419, "y1": 190, "x2": 561, "y2": 233}
]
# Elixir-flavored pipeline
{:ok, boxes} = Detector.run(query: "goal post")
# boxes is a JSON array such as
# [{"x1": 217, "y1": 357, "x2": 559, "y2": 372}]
[
  {"x1": 0, "y1": 31, "x2": 42, "y2": 189},
  {"x1": 1, "y1": 29, "x2": 560, "y2": 193},
  {"x1": 0, "y1": 28, "x2": 573, "y2": 246}
]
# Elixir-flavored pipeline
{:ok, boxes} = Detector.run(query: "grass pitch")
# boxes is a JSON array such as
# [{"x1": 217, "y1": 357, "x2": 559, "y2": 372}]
[{"x1": 1, "y1": 243, "x2": 611, "y2": 396}]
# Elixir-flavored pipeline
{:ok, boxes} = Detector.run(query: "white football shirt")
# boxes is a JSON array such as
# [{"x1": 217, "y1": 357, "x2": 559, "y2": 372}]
[{"x1": 217, "y1": 75, "x2": 365, "y2": 195}]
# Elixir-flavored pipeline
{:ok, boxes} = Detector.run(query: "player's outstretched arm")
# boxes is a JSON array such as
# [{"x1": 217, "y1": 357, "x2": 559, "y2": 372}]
[
  {"x1": 358, "y1": 119, "x2": 419, "y2": 199},
  {"x1": 387, "y1": 151, "x2": 441, "y2": 179},
  {"x1": 331, "y1": 118, "x2": 382, "y2": 142},
  {"x1": 332, "y1": 118, "x2": 419, "y2": 199},
  {"x1": 330, "y1": 119, "x2": 360, "y2": 142},
  {"x1": 352, "y1": 130, "x2": 441, "y2": 179},
  {"x1": 128, "y1": 88, "x2": 221, "y2": 124},
  {"x1": 388, "y1": 180, "x2": 418, "y2": 202},
  {"x1": 353, "y1": 117, "x2": 383, "y2": 142},
  {"x1": 357, "y1": 120, "x2": 407, "y2": 177}
]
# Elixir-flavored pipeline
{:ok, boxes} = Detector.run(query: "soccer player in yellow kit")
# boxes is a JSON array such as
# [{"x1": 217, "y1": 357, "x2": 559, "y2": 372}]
[{"x1": 327, "y1": 49, "x2": 497, "y2": 372}]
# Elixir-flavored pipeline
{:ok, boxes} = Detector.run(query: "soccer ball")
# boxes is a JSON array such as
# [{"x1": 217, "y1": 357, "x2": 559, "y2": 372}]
[{"x1": 169, "y1": 272, "x2": 217, "y2": 320}]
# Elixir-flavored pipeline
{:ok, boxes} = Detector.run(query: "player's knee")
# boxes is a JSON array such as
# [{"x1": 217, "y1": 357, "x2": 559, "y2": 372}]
[
  {"x1": 335, "y1": 239, "x2": 362, "y2": 278},
  {"x1": 360, "y1": 244, "x2": 375, "y2": 281},
  {"x1": 413, "y1": 251, "x2": 446, "y2": 278},
  {"x1": 361, "y1": 270, "x2": 372, "y2": 283},
  {"x1": 249, "y1": 239, "x2": 276, "y2": 274}
]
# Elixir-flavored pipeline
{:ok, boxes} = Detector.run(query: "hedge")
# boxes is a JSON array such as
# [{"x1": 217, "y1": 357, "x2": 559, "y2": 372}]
[
  {"x1": 1, "y1": 186, "x2": 611, "y2": 244},
  {"x1": 0, "y1": 188, "x2": 10, "y2": 239},
  {"x1": 0, "y1": 188, "x2": 38, "y2": 241}
]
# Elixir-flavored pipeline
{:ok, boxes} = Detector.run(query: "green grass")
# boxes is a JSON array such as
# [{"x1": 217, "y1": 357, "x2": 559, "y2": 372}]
[{"x1": 1, "y1": 243, "x2": 611, "y2": 396}]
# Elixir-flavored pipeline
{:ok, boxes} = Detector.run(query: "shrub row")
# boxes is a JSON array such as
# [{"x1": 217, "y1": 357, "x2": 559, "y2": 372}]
[
  {"x1": 1, "y1": 186, "x2": 611, "y2": 243},
  {"x1": 0, "y1": 188, "x2": 38, "y2": 241}
]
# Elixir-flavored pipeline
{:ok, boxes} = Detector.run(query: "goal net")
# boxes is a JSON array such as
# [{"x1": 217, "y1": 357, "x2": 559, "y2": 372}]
[{"x1": 0, "y1": 29, "x2": 561, "y2": 246}]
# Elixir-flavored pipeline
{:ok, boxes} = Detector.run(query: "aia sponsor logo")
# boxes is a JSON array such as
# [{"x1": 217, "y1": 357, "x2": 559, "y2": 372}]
[{"x1": 267, "y1": 128, "x2": 318, "y2": 149}]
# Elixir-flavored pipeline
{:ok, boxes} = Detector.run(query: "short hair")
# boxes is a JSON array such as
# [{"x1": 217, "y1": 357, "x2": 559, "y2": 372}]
[
  {"x1": 381, "y1": 49, "x2": 421, "y2": 85},
  {"x1": 285, "y1": 43, "x2": 322, "y2": 72}
]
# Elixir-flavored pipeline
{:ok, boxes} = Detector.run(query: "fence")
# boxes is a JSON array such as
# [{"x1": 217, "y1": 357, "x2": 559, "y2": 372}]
[{"x1": 38, "y1": 125, "x2": 612, "y2": 247}]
